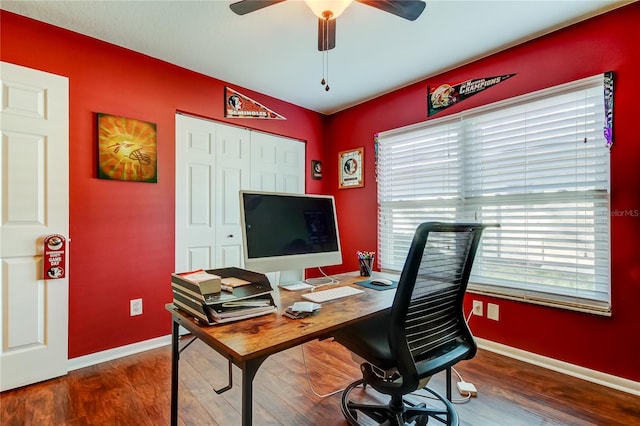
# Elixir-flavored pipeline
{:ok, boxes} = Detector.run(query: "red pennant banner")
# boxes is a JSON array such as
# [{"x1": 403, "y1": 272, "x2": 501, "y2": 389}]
[{"x1": 225, "y1": 87, "x2": 286, "y2": 120}]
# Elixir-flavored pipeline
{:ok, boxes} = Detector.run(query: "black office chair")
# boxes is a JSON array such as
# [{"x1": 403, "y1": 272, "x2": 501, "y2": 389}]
[{"x1": 332, "y1": 222, "x2": 489, "y2": 426}]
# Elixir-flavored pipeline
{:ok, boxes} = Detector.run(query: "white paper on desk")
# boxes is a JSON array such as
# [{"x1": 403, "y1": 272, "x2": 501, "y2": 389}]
[
  {"x1": 222, "y1": 299, "x2": 272, "y2": 308},
  {"x1": 291, "y1": 302, "x2": 320, "y2": 312},
  {"x1": 210, "y1": 306, "x2": 276, "y2": 323}
]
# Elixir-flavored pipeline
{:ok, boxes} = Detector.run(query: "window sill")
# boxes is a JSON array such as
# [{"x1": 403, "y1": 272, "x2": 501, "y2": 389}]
[{"x1": 467, "y1": 283, "x2": 612, "y2": 317}]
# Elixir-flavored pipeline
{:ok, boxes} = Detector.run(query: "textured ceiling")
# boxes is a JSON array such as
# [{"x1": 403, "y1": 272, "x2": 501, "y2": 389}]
[{"x1": 1, "y1": 0, "x2": 632, "y2": 114}]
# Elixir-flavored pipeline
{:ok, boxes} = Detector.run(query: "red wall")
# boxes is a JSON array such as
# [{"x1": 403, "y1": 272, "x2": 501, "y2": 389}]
[
  {"x1": 325, "y1": 3, "x2": 640, "y2": 382},
  {"x1": 1, "y1": 11, "x2": 327, "y2": 359},
  {"x1": 2, "y1": 3, "x2": 639, "y2": 383}
]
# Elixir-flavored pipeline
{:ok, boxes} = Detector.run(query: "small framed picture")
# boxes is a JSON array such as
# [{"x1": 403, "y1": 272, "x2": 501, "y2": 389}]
[
  {"x1": 339, "y1": 147, "x2": 364, "y2": 189},
  {"x1": 311, "y1": 160, "x2": 322, "y2": 180}
]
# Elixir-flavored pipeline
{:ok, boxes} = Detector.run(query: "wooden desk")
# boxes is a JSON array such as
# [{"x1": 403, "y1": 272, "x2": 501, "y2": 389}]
[{"x1": 167, "y1": 272, "x2": 396, "y2": 426}]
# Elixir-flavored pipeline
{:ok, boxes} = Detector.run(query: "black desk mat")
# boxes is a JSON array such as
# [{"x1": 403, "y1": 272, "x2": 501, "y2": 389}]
[{"x1": 354, "y1": 279, "x2": 398, "y2": 291}]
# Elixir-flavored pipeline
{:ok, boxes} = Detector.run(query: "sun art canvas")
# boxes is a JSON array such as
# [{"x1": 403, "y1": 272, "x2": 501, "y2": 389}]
[{"x1": 97, "y1": 113, "x2": 158, "y2": 182}]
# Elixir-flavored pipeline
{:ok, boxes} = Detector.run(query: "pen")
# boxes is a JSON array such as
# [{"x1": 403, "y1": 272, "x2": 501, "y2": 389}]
[
  {"x1": 357, "y1": 251, "x2": 375, "y2": 275},
  {"x1": 357, "y1": 251, "x2": 375, "y2": 259},
  {"x1": 221, "y1": 284, "x2": 233, "y2": 292}
]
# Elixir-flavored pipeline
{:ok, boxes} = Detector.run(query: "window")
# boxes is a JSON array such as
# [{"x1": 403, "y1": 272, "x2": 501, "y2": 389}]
[{"x1": 377, "y1": 75, "x2": 611, "y2": 314}]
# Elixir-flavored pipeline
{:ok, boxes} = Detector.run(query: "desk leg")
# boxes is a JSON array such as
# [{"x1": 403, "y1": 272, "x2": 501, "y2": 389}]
[
  {"x1": 241, "y1": 356, "x2": 268, "y2": 426},
  {"x1": 170, "y1": 319, "x2": 180, "y2": 426}
]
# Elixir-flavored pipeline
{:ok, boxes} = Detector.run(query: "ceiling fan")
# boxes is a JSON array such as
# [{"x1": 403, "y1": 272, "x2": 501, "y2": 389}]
[{"x1": 229, "y1": 0, "x2": 426, "y2": 51}]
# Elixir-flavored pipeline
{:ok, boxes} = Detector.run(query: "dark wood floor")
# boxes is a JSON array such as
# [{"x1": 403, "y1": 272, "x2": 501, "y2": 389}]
[{"x1": 1, "y1": 337, "x2": 638, "y2": 425}]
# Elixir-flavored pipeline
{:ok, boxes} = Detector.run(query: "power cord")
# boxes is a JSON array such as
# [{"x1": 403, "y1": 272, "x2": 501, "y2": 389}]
[
  {"x1": 300, "y1": 343, "x2": 345, "y2": 398},
  {"x1": 410, "y1": 308, "x2": 477, "y2": 403},
  {"x1": 452, "y1": 307, "x2": 479, "y2": 400},
  {"x1": 465, "y1": 307, "x2": 474, "y2": 324},
  {"x1": 300, "y1": 306, "x2": 479, "y2": 402},
  {"x1": 301, "y1": 343, "x2": 474, "y2": 403},
  {"x1": 407, "y1": 366, "x2": 473, "y2": 405},
  {"x1": 305, "y1": 267, "x2": 340, "y2": 290}
]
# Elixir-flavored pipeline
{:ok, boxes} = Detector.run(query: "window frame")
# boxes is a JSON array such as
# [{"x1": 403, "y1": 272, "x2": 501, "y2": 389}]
[{"x1": 376, "y1": 75, "x2": 611, "y2": 315}]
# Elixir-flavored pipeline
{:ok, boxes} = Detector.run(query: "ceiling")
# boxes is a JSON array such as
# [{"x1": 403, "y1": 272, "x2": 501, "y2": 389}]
[{"x1": 1, "y1": 0, "x2": 632, "y2": 114}]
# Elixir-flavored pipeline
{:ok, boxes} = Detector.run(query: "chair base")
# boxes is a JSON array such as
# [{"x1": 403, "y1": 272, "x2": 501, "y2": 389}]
[{"x1": 341, "y1": 379, "x2": 459, "y2": 426}]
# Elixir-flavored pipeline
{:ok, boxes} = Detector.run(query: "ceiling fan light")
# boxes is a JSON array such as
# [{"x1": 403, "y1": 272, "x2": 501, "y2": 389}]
[{"x1": 304, "y1": 0, "x2": 353, "y2": 19}]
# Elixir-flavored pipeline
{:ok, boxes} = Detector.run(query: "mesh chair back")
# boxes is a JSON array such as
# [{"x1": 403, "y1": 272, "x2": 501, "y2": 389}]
[{"x1": 389, "y1": 222, "x2": 487, "y2": 384}]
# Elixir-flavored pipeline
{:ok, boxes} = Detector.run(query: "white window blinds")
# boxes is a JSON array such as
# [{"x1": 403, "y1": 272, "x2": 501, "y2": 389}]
[{"x1": 377, "y1": 75, "x2": 611, "y2": 314}]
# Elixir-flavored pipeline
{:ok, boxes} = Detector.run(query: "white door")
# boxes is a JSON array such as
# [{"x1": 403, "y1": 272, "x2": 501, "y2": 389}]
[
  {"x1": 0, "y1": 62, "x2": 69, "y2": 391},
  {"x1": 214, "y1": 124, "x2": 250, "y2": 268},
  {"x1": 250, "y1": 131, "x2": 306, "y2": 284},
  {"x1": 175, "y1": 115, "x2": 305, "y2": 275},
  {"x1": 250, "y1": 131, "x2": 305, "y2": 194},
  {"x1": 175, "y1": 115, "x2": 251, "y2": 272},
  {"x1": 175, "y1": 114, "x2": 217, "y2": 272}
]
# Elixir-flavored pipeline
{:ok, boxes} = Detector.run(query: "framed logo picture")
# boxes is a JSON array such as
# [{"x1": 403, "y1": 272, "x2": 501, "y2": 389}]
[
  {"x1": 97, "y1": 113, "x2": 157, "y2": 182},
  {"x1": 311, "y1": 160, "x2": 322, "y2": 180},
  {"x1": 339, "y1": 147, "x2": 364, "y2": 189}
]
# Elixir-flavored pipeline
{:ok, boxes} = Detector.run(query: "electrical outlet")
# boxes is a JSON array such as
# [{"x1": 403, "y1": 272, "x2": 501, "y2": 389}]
[
  {"x1": 130, "y1": 298, "x2": 143, "y2": 316},
  {"x1": 487, "y1": 303, "x2": 499, "y2": 321},
  {"x1": 472, "y1": 300, "x2": 483, "y2": 317}
]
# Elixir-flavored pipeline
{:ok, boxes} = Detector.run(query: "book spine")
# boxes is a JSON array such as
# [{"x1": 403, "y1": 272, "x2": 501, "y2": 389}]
[
  {"x1": 171, "y1": 282, "x2": 205, "y2": 302},
  {"x1": 172, "y1": 273, "x2": 221, "y2": 294},
  {"x1": 172, "y1": 299, "x2": 210, "y2": 324},
  {"x1": 171, "y1": 275, "x2": 205, "y2": 294},
  {"x1": 172, "y1": 290, "x2": 213, "y2": 323}
]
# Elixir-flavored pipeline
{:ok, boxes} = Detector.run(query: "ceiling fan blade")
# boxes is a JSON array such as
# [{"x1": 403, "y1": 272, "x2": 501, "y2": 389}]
[
  {"x1": 229, "y1": 0, "x2": 286, "y2": 15},
  {"x1": 356, "y1": 0, "x2": 426, "y2": 21},
  {"x1": 317, "y1": 18, "x2": 336, "y2": 51}
]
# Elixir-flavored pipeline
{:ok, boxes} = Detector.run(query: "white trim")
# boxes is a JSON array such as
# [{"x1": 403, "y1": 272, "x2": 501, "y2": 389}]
[
  {"x1": 476, "y1": 337, "x2": 640, "y2": 396},
  {"x1": 67, "y1": 335, "x2": 171, "y2": 371}
]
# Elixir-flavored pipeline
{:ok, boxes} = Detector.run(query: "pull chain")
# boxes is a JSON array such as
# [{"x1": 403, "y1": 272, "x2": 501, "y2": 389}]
[
  {"x1": 319, "y1": 13, "x2": 331, "y2": 91},
  {"x1": 324, "y1": 48, "x2": 330, "y2": 91}
]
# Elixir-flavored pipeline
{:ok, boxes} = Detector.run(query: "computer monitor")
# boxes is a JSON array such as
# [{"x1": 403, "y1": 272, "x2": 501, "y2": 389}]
[{"x1": 239, "y1": 190, "x2": 343, "y2": 276}]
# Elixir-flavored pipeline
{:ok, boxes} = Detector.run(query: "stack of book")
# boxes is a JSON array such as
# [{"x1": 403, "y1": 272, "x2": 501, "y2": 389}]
[{"x1": 171, "y1": 267, "x2": 276, "y2": 325}]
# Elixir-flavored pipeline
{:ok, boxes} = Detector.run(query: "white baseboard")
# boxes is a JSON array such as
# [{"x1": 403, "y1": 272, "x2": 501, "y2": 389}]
[
  {"x1": 67, "y1": 335, "x2": 171, "y2": 371},
  {"x1": 476, "y1": 337, "x2": 640, "y2": 396}
]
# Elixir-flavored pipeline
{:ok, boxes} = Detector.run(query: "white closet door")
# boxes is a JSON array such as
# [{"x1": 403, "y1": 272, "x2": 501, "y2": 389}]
[
  {"x1": 249, "y1": 131, "x2": 306, "y2": 285},
  {"x1": 250, "y1": 131, "x2": 305, "y2": 194},
  {"x1": 175, "y1": 115, "x2": 305, "y2": 274},
  {"x1": 175, "y1": 115, "x2": 216, "y2": 271},
  {"x1": 214, "y1": 124, "x2": 250, "y2": 268}
]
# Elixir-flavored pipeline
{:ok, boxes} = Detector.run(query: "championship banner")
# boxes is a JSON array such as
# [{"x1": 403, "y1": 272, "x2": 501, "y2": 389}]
[
  {"x1": 224, "y1": 87, "x2": 286, "y2": 120},
  {"x1": 427, "y1": 74, "x2": 515, "y2": 116}
]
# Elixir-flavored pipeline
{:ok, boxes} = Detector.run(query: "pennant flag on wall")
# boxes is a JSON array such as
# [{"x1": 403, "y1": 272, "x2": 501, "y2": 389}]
[
  {"x1": 224, "y1": 87, "x2": 286, "y2": 120},
  {"x1": 427, "y1": 74, "x2": 515, "y2": 116}
]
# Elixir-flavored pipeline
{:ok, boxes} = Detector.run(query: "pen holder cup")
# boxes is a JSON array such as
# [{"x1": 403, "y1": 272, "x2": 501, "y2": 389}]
[{"x1": 358, "y1": 257, "x2": 374, "y2": 276}]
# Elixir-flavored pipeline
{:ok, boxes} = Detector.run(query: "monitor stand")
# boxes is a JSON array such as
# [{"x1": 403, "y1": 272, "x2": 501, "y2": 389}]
[
  {"x1": 275, "y1": 269, "x2": 314, "y2": 292},
  {"x1": 279, "y1": 269, "x2": 303, "y2": 284}
]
